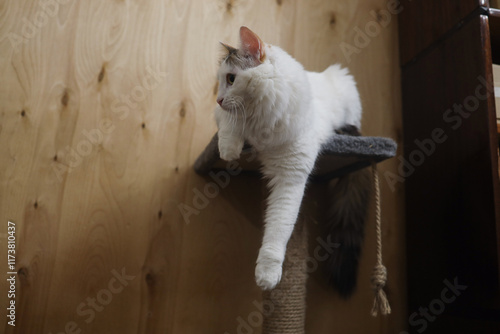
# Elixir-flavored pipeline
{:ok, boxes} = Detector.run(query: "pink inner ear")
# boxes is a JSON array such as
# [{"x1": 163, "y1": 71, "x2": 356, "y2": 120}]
[{"x1": 239, "y1": 26, "x2": 265, "y2": 62}]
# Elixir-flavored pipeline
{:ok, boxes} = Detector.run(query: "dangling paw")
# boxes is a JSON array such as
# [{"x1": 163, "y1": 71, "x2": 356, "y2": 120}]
[
  {"x1": 255, "y1": 255, "x2": 283, "y2": 290},
  {"x1": 218, "y1": 141, "x2": 242, "y2": 161}
]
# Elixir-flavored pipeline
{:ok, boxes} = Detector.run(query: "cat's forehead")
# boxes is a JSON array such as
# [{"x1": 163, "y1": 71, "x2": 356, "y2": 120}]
[
  {"x1": 218, "y1": 61, "x2": 235, "y2": 74},
  {"x1": 220, "y1": 49, "x2": 255, "y2": 70}
]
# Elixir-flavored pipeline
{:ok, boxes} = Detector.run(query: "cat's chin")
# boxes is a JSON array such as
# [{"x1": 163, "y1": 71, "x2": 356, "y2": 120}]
[
  {"x1": 219, "y1": 106, "x2": 237, "y2": 114},
  {"x1": 217, "y1": 104, "x2": 228, "y2": 112}
]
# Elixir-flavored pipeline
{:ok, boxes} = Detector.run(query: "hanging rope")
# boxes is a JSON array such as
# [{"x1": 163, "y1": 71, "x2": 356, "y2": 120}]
[{"x1": 370, "y1": 164, "x2": 391, "y2": 316}]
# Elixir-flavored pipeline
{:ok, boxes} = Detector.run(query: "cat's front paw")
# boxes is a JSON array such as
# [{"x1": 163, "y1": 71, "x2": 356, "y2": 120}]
[
  {"x1": 255, "y1": 256, "x2": 283, "y2": 290},
  {"x1": 218, "y1": 144, "x2": 242, "y2": 161}
]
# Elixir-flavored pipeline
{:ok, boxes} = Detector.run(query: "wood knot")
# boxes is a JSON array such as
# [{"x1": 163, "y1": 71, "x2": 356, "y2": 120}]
[
  {"x1": 374, "y1": 10, "x2": 383, "y2": 22},
  {"x1": 145, "y1": 273, "x2": 155, "y2": 287},
  {"x1": 34, "y1": 201, "x2": 38, "y2": 209},
  {"x1": 276, "y1": 0, "x2": 282, "y2": 5},
  {"x1": 158, "y1": 210, "x2": 162, "y2": 219},
  {"x1": 175, "y1": 166, "x2": 179, "y2": 173},
  {"x1": 20, "y1": 110, "x2": 26, "y2": 117},
  {"x1": 226, "y1": 0, "x2": 233, "y2": 12},
  {"x1": 213, "y1": 81, "x2": 218, "y2": 96},
  {"x1": 53, "y1": 155, "x2": 58, "y2": 162},
  {"x1": 141, "y1": 122, "x2": 146, "y2": 129},
  {"x1": 179, "y1": 105, "x2": 186, "y2": 118},
  {"x1": 61, "y1": 90, "x2": 69, "y2": 107},
  {"x1": 98, "y1": 65, "x2": 106, "y2": 83},
  {"x1": 329, "y1": 12, "x2": 336, "y2": 27},
  {"x1": 18, "y1": 267, "x2": 28, "y2": 278}
]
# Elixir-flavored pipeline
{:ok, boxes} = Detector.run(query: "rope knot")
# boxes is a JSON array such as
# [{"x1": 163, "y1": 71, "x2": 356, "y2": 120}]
[{"x1": 370, "y1": 264, "x2": 387, "y2": 290}]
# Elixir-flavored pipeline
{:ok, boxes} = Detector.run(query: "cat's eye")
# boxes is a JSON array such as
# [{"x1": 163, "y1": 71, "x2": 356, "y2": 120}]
[{"x1": 226, "y1": 73, "x2": 236, "y2": 85}]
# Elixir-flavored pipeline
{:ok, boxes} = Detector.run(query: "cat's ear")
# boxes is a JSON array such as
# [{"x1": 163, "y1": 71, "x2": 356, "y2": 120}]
[
  {"x1": 239, "y1": 26, "x2": 265, "y2": 63},
  {"x1": 220, "y1": 42, "x2": 238, "y2": 54}
]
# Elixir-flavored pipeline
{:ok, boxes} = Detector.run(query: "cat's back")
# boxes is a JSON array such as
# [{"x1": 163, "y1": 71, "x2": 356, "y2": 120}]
[
  {"x1": 307, "y1": 64, "x2": 362, "y2": 131},
  {"x1": 266, "y1": 44, "x2": 309, "y2": 88}
]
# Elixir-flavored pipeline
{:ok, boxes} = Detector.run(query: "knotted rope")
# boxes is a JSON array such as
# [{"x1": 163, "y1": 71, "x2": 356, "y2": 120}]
[{"x1": 370, "y1": 164, "x2": 391, "y2": 316}]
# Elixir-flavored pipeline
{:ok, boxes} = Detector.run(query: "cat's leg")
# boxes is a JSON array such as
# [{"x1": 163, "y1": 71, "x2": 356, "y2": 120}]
[
  {"x1": 215, "y1": 108, "x2": 244, "y2": 161},
  {"x1": 255, "y1": 170, "x2": 310, "y2": 290},
  {"x1": 218, "y1": 129, "x2": 244, "y2": 161}
]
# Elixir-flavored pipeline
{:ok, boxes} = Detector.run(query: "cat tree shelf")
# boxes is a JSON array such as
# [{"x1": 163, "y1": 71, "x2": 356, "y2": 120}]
[{"x1": 194, "y1": 133, "x2": 397, "y2": 181}]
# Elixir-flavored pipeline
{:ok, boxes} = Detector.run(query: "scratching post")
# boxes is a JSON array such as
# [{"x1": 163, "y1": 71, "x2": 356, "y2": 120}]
[{"x1": 262, "y1": 219, "x2": 308, "y2": 334}]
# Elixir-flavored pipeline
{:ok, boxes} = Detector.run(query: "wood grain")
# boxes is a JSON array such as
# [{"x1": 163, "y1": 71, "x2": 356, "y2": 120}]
[
  {"x1": 401, "y1": 13, "x2": 500, "y2": 333},
  {"x1": 0, "y1": 0, "x2": 404, "y2": 333},
  {"x1": 398, "y1": 0, "x2": 484, "y2": 66}
]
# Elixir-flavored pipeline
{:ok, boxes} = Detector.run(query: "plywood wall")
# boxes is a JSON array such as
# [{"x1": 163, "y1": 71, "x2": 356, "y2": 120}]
[{"x1": 0, "y1": 0, "x2": 405, "y2": 333}]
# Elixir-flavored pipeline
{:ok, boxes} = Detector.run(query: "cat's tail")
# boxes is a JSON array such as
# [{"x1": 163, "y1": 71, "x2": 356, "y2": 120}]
[{"x1": 322, "y1": 167, "x2": 372, "y2": 298}]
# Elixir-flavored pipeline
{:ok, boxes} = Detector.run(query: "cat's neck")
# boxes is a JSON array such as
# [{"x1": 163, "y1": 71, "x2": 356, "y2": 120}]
[{"x1": 241, "y1": 45, "x2": 312, "y2": 147}]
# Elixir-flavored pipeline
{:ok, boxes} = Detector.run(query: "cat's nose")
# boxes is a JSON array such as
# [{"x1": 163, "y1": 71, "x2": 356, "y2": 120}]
[{"x1": 217, "y1": 98, "x2": 224, "y2": 106}]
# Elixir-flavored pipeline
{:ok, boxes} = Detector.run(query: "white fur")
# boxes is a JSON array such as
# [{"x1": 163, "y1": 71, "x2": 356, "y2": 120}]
[{"x1": 215, "y1": 43, "x2": 361, "y2": 290}]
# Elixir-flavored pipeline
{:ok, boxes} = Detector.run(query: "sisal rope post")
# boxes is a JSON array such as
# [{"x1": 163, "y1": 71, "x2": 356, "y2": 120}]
[
  {"x1": 262, "y1": 218, "x2": 308, "y2": 334},
  {"x1": 370, "y1": 164, "x2": 391, "y2": 316}
]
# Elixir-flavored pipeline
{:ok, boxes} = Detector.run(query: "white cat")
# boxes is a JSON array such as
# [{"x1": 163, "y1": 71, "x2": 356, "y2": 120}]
[{"x1": 215, "y1": 27, "x2": 370, "y2": 293}]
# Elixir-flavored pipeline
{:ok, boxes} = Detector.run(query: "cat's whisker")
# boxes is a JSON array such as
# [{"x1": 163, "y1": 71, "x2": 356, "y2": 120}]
[
  {"x1": 234, "y1": 98, "x2": 246, "y2": 134},
  {"x1": 228, "y1": 98, "x2": 239, "y2": 135},
  {"x1": 228, "y1": 105, "x2": 234, "y2": 134},
  {"x1": 226, "y1": 96, "x2": 244, "y2": 121}
]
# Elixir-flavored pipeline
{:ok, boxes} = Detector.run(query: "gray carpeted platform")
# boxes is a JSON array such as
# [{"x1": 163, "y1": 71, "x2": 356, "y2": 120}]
[{"x1": 194, "y1": 133, "x2": 397, "y2": 182}]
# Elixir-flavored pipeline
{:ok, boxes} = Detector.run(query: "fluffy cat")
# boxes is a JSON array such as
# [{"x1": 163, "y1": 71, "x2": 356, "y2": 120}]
[{"x1": 214, "y1": 27, "x2": 371, "y2": 295}]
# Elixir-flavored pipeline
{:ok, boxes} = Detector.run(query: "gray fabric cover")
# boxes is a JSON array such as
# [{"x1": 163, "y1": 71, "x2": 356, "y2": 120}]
[{"x1": 194, "y1": 133, "x2": 397, "y2": 181}]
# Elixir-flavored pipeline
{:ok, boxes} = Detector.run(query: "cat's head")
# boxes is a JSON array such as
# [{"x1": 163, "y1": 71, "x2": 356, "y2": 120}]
[{"x1": 216, "y1": 26, "x2": 267, "y2": 113}]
